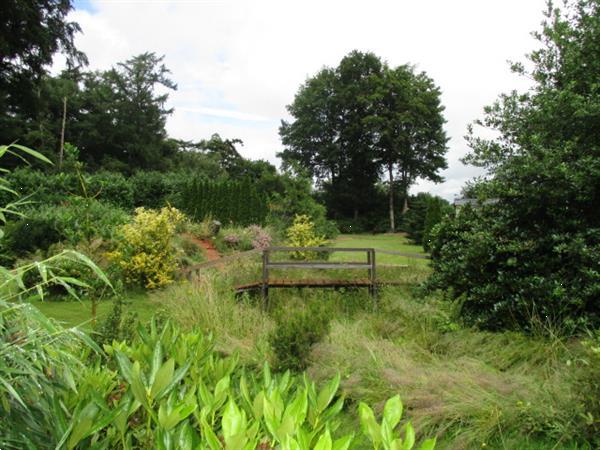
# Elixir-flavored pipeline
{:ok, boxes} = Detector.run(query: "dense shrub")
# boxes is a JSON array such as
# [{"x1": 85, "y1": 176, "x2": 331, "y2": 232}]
[
  {"x1": 36, "y1": 197, "x2": 130, "y2": 244},
  {"x1": 270, "y1": 304, "x2": 331, "y2": 371},
  {"x1": 179, "y1": 177, "x2": 268, "y2": 225},
  {"x1": 88, "y1": 171, "x2": 134, "y2": 208},
  {"x1": 108, "y1": 206, "x2": 185, "y2": 289},
  {"x1": 286, "y1": 214, "x2": 327, "y2": 260},
  {"x1": 428, "y1": 202, "x2": 599, "y2": 331},
  {"x1": 215, "y1": 224, "x2": 273, "y2": 253},
  {"x1": 428, "y1": 0, "x2": 600, "y2": 332},
  {"x1": 1, "y1": 217, "x2": 61, "y2": 258}
]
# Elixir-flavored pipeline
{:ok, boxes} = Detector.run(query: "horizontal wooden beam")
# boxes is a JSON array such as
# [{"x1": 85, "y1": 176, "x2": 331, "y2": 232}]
[
  {"x1": 267, "y1": 262, "x2": 372, "y2": 269},
  {"x1": 268, "y1": 246, "x2": 373, "y2": 253}
]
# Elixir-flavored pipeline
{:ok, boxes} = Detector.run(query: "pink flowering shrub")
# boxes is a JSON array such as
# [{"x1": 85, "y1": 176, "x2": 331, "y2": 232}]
[{"x1": 247, "y1": 224, "x2": 272, "y2": 250}]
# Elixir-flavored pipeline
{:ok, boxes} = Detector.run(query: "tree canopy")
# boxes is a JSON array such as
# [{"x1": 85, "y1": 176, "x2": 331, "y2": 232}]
[{"x1": 279, "y1": 50, "x2": 448, "y2": 228}]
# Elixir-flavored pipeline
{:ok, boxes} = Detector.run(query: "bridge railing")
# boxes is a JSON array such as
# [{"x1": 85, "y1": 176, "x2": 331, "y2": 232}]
[{"x1": 262, "y1": 246, "x2": 378, "y2": 301}]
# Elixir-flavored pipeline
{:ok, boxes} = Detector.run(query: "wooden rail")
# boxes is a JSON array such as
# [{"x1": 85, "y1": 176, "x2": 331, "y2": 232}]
[{"x1": 261, "y1": 246, "x2": 377, "y2": 302}]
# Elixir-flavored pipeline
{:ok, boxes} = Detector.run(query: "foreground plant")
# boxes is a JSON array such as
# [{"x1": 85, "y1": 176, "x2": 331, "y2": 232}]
[{"x1": 1, "y1": 316, "x2": 437, "y2": 449}]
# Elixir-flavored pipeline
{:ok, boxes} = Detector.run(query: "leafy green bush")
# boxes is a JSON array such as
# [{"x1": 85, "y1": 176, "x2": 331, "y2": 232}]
[
  {"x1": 108, "y1": 206, "x2": 185, "y2": 289},
  {"x1": 37, "y1": 197, "x2": 130, "y2": 244},
  {"x1": 428, "y1": 202, "x2": 599, "y2": 331},
  {"x1": 88, "y1": 171, "x2": 134, "y2": 208},
  {"x1": 270, "y1": 305, "x2": 331, "y2": 372},
  {"x1": 130, "y1": 170, "x2": 172, "y2": 208},
  {"x1": 286, "y1": 214, "x2": 327, "y2": 260},
  {"x1": 1, "y1": 217, "x2": 62, "y2": 258},
  {"x1": 428, "y1": 0, "x2": 600, "y2": 332}
]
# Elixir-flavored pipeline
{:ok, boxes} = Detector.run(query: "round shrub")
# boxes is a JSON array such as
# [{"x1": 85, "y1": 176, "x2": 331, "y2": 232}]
[
  {"x1": 89, "y1": 171, "x2": 134, "y2": 208},
  {"x1": 2, "y1": 217, "x2": 61, "y2": 256},
  {"x1": 107, "y1": 206, "x2": 185, "y2": 289},
  {"x1": 269, "y1": 305, "x2": 331, "y2": 372}
]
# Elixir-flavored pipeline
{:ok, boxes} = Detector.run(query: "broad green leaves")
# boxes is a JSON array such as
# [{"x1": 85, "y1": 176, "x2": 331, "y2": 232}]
[
  {"x1": 3, "y1": 314, "x2": 437, "y2": 449},
  {"x1": 359, "y1": 396, "x2": 436, "y2": 450}
]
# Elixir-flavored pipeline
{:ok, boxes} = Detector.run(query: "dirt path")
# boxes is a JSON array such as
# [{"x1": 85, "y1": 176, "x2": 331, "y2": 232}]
[{"x1": 184, "y1": 234, "x2": 220, "y2": 261}]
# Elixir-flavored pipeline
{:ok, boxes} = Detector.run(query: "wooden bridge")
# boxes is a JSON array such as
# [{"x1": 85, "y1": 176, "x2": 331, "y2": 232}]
[
  {"x1": 238, "y1": 246, "x2": 428, "y2": 301},
  {"x1": 184, "y1": 245, "x2": 429, "y2": 301}
]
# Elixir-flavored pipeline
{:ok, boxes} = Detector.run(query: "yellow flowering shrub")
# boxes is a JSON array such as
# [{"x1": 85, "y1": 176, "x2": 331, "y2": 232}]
[
  {"x1": 108, "y1": 206, "x2": 185, "y2": 289},
  {"x1": 286, "y1": 214, "x2": 327, "y2": 260}
]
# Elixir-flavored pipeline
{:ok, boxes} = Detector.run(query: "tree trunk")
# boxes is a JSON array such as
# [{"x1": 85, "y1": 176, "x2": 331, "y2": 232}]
[
  {"x1": 401, "y1": 169, "x2": 410, "y2": 214},
  {"x1": 388, "y1": 162, "x2": 395, "y2": 232},
  {"x1": 59, "y1": 96, "x2": 67, "y2": 170}
]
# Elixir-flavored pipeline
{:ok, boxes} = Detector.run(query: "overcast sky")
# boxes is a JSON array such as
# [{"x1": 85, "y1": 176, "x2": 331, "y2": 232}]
[{"x1": 69, "y1": 0, "x2": 547, "y2": 200}]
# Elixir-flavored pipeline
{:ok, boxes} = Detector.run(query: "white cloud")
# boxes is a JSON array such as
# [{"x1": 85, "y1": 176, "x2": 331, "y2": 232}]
[{"x1": 66, "y1": 0, "x2": 546, "y2": 200}]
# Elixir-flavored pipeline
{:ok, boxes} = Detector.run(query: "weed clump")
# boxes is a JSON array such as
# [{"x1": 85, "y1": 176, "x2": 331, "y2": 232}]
[{"x1": 270, "y1": 303, "x2": 331, "y2": 372}]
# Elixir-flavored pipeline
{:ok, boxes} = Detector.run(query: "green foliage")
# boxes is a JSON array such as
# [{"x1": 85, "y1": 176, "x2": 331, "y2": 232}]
[
  {"x1": 108, "y1": 206, "x2": 185, "y2": 289},
  {"x1": 0, "y1": 198, "x2": 129, "y2": 264},
  {"x1": 0, "y1": 0, "x2": 86, "y2": 155},
  {"x1": 429, "y1": 0, "x2": 600, "y2": 332},
  {"x1": 270, "y1": 305, "x2": 331, "y2": 372},
  {"x1": 38, "y1": 197, "x2": 130, "y2": 244},
  {"x1": 94, "y1": 297, "x2": 138, "y2": 347},
  {"x1": 130, "y1": 170, "x2": 172, "y2": 208},
  {"x1": 358, "y1": 396, "x2": 436, "y2": 450},
  {"x1": 402, "y1": 193, "x2": 451, "y2": 248},
  {"x1": 0, "y1": 299, "x2": 99, "y2": 449},
  {"x1": 267, "y1": 172, "x2": 339, "y2": 239},
  {"x1": 280, "y1": 50, "x2": 448, "y2": 225},
  {"x1": 88, "y1": 170, "x2": 134, "y2": 208},
  {"x1": 286, "y1": 214, "x2": 327, "y2": 260},
  {"x1": 1, "y1": 217, "x2": 61, "y2": 259},
  {"x1": 179, "y1": 177, "x2": 268, "y2": 226},
  {"x1": 2, "y1": 309, "x2": 435, "y2": 449}
]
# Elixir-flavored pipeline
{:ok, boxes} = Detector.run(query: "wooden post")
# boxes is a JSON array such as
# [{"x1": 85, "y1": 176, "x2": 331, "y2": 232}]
[
  {"x1": 367, "y1": 249, "x2": 372, "y2": 296},
  {"x1": 262, "y1": 249, "x2": 269, "y2": 306},
  {"x1": 369, "y1": 249, "x2": 377, "y2": 301}
]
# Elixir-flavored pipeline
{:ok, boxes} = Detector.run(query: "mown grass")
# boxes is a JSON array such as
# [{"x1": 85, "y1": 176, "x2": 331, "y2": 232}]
[
  {"x1": 30, "y1": 289, "x2": 158, "y2": 330},
  {"x1": 331, "y1": 233, "x2": 429, "y2": 265}
]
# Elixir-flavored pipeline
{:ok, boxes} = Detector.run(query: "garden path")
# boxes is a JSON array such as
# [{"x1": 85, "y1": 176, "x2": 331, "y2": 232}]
[{"x1": 185, "y1": 234, "x2": 221, "y2": 261}]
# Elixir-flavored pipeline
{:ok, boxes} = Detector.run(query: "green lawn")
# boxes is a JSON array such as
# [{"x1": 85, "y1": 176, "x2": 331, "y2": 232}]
[
  {"x1": 330, "y1": 233, "x2": 429, "y2": 265},
  {"x1": 30, "y1": 290, "x2": 159, "y2": 330}
]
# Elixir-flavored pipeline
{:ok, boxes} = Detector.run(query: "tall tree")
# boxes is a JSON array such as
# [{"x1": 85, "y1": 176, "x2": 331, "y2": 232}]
[
  {"x1": 371, "y1": 66, "x2": 448, "y2": 231},
  {"x1": 0, "y1": 0, "x2": 86, "y2": 154},
  {"x1": 279, "y1": 51, "x2": 447, "y2": 226},
  {"x1": 280, "y1": 51, "x2": 383, "y2": 221},
  {"x1": 72, "y1": 53, "x2": 177, "y2": 170}
]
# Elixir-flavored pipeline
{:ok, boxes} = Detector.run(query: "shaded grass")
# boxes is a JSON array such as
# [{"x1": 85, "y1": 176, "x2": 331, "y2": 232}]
[{"x1": 30, "y1": 289, "x2": 158, "y2": 330}]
